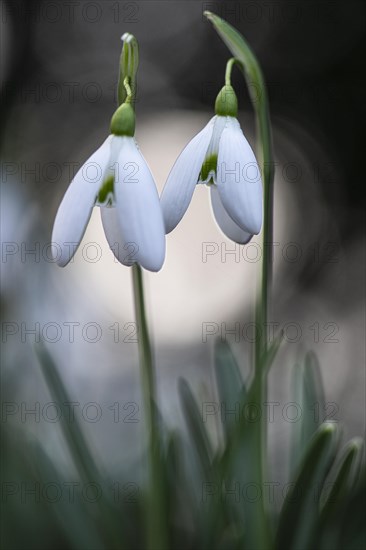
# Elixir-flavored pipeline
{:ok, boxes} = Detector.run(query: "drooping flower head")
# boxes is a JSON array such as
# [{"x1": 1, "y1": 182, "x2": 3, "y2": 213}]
[
  {"x1": 160, "y1": 67, "x2": 263, "y2": 244},
  {"x1": 52, "y1": 36, "x2": 165, "y2": 272}
]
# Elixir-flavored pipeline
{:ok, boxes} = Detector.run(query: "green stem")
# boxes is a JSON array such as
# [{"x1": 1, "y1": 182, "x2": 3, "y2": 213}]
[
  {"x1": 253, "y1": 77, "x2": 274, "y2": 550},
  {"x1": 132, "y1": 265, "x2": 156, "y2": 434},
  {"x1": 257, "y1": 93, "x2": 274, "y2": 358},
  {"x1": 225, "y1": 57, "x2": 237, "y2": 86},
  {"x1": 252, "y1": 70, "x2": 274, "y2": 550},
  {"x1": 131, "y1": 264, "x2": 168, "y2": 550}
]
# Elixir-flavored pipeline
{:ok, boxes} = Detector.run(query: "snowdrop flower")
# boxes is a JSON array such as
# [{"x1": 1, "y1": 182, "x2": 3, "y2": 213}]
[
  {"x1": 160, "y1": 84, "x2": 262, "y2": 244},
  {"x1": 52, "y1": 98, "x2": 165, "y2": 272}
]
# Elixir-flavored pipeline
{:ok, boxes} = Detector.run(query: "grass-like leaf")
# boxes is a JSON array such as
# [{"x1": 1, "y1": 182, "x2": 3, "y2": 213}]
[
  {"x1": 178, "y1": 378, "x2": 214, "y2": 476},
  {"x1": 321, "y1": 437, "x2": 364, "y2": 517},
  {"x1": 290, "y1": 351, "x2": 326, "y2": 474},
  {"x1": 178, "y1": 378, "x2": 228, "y2": 549},
  {"x1": 316, "y1": 438, "x2": 364, "y2": 549},
  {"x1": 35, "y1": 342, "x2": 100, "y2": 485},
  {"x1": 276, "y1": 422, "x2": 340, "y2": 550},
  {"x1": 336, "y1": 466, "x2": 366, "y2": 550},
  {"x1": 214, "y1": 340, "x2": 245, "y2": 441},
  {"x1": 262, "y1": 328, "x2": 284, "y2": 374},
  {"x1": 35, "y1": 342, "x2": 125, "y2": 549}
]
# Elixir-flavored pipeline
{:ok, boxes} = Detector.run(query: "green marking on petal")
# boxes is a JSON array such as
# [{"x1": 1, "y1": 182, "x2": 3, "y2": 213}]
[
  {"x1": 200, "y1": 153, "x2": 218, "y2": 184},
  {"x1": 98, "y1": 175, "x2": 114, "y2": 205}
]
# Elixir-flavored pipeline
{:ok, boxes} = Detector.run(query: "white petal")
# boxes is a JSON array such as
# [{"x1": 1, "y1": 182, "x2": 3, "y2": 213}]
[
  {"x1": 160, "y1": 117, "x2": 215, "y2": 233},
  {"x1": 216, "y1": 118, "x2": 263, "y2": 235},
  {"x1": 114, "y1": 138, "x2": 166, "y2": 272},
  {"x1": 52, "y1": 136, "x2": 112, "y2": 266},
  {"x1": 210, "y1": 186, "x2": 252, "y2": 244},
  {"x1": 101, "y1": 206, "x2": 138, "y2": 267}
]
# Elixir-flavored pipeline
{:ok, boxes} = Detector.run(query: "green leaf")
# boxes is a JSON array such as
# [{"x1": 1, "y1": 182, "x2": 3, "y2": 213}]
[
  {"x1": 261, "y1": 328, "x2": 284, "y2": 374},
  {"x1": 35, "y1": 342, "x2": 99, "y2": 485},
  {"x1": 31, "y1": 440, "x2": 106, "y2": 550},
  {"x1": 316, "y1": 438, "x2": 364, "y2": 549},
  {"x1": 321, "y1": 438, "x2": 364, "y2": 516},
  {"x1": 35, "y1": 342, "x2": 128, "y2": 549},
  {"x1": 212, "y1": 342, "x2": 258, "y2": 548},
  {"x1": 1, "y1": 424, "x2": 69, "y2": 550},
  {"x1": 337, "y1": 466, "x2": 366, "y2": 550},
  {"x1": 317, "y1": 464, "x2": 366, "y2": 550},
  {"x1": 178, "y1": 379, "x2": 227, "y2": 550},
  {"x1": 210, "y1": 332, "x2": 283, "y2": 549},
  {"x1": 1, "y1": 421, "x2": 107, "y2": 550},
  {"x1": 276, "y1": 423, "x2": 340, "y2": 550},
  {"x1": 214, "y1": 340, "x2": 245, "y2": 441},
  {"x1": 212, "y1": 366, "x2": 272, "y2": 550},
  {"x1": 163, "y1": 430, "x2": 199, "y2": 549},
  {"x1": 290, "y1": 351, "x2": 326, "y2": 474},
  {"x1": 178, "y1": 378, "x2": 214, "y2": 475}
]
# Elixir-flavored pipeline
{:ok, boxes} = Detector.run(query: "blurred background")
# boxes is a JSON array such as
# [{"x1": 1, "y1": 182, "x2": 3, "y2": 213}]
[{"x1": 1, "y1": 0, "x2": 365, "y2": 547}]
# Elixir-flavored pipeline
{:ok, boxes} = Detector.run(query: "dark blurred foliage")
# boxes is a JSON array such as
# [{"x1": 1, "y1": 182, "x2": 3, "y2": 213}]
[
  {"x1": 1, "y1": 343, "x2": 365, "y2": 550},
  {"x1": 2, "y1": 0, "x2": 365, "y2": 227}
]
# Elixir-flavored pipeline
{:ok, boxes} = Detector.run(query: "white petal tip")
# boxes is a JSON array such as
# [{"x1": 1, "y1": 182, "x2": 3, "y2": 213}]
[
  {"x1": 162, "y1": 217, "x2": 177, "y2": 235},
  {"x1": 138, "y1": 257, "x2": 165, "y2": 273},
  {"x1": 138, "y1": 242, "x2": 166, "y2": 272}
]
